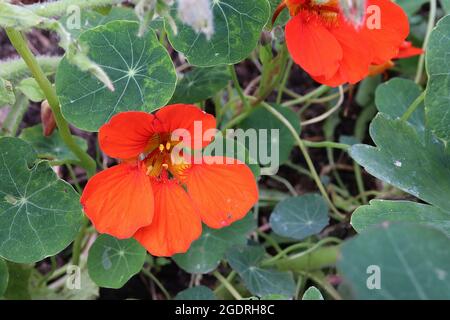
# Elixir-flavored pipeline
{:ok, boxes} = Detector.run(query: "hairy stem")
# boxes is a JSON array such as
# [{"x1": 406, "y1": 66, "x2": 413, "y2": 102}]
[{"x1": 6, "y1": 29, "x2": 96, "y2": 177}]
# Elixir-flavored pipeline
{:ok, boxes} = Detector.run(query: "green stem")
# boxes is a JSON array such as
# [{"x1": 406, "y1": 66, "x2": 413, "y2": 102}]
[
  {"x1": 415, "y1": 0, "x2": 437, "y2": 84},
  {"x1": 66, "y1": 164, "x2": 83, "y2": 194},
  {"x1": 303, "y1": 140, "x2": 349, "y2": 151},
  {"x1": 1, "y1": 93, "x2": 28, "y2": 136},
  {"x1": 282, "y1": 85, "x2": 330, "y2": 107},
  {"x1": 299, "y1": 271, "x2": 342, "y2": 300},
  {"x1": 213, "y1": 270, "x2": 242, "y2": 300},
  {"x1": 71, "y1": 216, "x2": 89, "y2": 266},
  {"x1": 276, "y1": 59, "x2": 293, "y2": 104},
  {"x1": 229, "y1": 64, "x2": 251, "y2": 111},
  {"x1": 28, "y1": 0, "x2": 123, "y2": 17},
  {"x1": 142, "y1": 268, "x2": 172, "y2": 300},
  {"x1": 6, "y1": 29, "x2": 96, "y2": 177},
  {"x1": 0, "y1": 56, "x2": 61, "y2": 82},
  {"x1": 270, "y1": 245, "x2": 341, "y2": 272},
  {"x1": 401, "y1": 90, "x2": 426, "y2": 121},
  {"x1": 261, "y1": 102, "x2": 346, "y2": 221},
  {"x1": 269, "y1": 175, "x2": 298, "y2": 196},
  {"x1": 353, "y1": 162, "x2": 367, "y2": 204},
  {"x1": 257, "y1": 230, "x2": 284, "y2": 253}
]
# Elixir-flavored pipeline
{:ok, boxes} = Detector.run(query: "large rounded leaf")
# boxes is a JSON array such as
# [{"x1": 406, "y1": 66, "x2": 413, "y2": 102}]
[
  {"x1": 166, "y1": 0, "x2": 270, "y2": 66},
  {"x1": 0, "y1": 137, "x2": 83, "y2": 263},
  {"x1": 226, "y1": 245, "x2": 296, "y2": 297},
  {"x1": 87, "y1": 234, "x2": 146, "y2": 289},
  {"x1": 170, "y1": 67, "x2": 230, "y2": 104},
  {"x1": 352, "y1": 200, "x2": 450, "y2": 237},
  {"x1": 175, "y1": 286, "x2": 216, "y2": 300},
  {"x1": 350, "y1": 114, "x2": 450, "y2": 213},
  {"x1": 338, "y1": 223, "x2": 450, "y2": 299},
  {"x1": 270, "y1": 194, "x2": 329, "y2": 240},
  {"x1": 173, "y1": 214, "x2": 255, "y2": 274},
  {"x1": 56, "y1": 21, "x2": 176, "y2": 131},
  {"x1": 425, "y1": 15, "x2": 450, "y2": 143}
]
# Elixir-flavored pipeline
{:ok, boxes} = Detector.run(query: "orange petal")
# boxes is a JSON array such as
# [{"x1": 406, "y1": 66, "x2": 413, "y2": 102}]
[
  {"x1": 396, "y1": 41, "x2": 424, "y2": 59},
  {"x1": 154, "y1": 104, "x2": 216, "y2": 149},
  {"x1": 134, "y1": 180, "x2": 202, "y2": 257},
  {"x1": 363, "y1": 0, "x2": 409, "y2": 65},
  {"x1": 184, "y1": 156, "x2": 258, "y2": 228},
  {"x1": 99, "y1": 111, "x2": 155, "y2": 159},
  {"x1": 286, "y1": 12, "x2": 343, "y2": 79},
  {"x1": 81, "y1": 163, "x2": 154, "y2": 239}
]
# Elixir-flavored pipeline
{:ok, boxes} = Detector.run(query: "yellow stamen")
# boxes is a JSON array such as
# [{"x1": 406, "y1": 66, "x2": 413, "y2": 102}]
[
  {"x1": 159, "y1": 144, "x2": 165, "y2": 152},
  {"x1": 165, "y1": 142, "x2": 171, "y2": 151}
]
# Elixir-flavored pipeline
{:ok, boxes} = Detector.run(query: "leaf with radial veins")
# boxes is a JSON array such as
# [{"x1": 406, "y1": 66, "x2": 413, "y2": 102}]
[
  {"x1": 19, "y1": 125, "x2": 88, "y2": 164},
  {"x1": 173, "y1": 214, "x2": 256, "y2": 274},
  {"x1": 0, "y1": 137, "x2": 83, "y2": 263},
  {"x1": 56, "y1": 21, "x2": 176, "y2": 132},
  {"x1": 166, "y1": 0, "x2": 270, "y2": 66},
  {"x1": 87, "y1": 235, "x2": 146, "y2": 289},
  {"x1": 226, "y1": 245, "x2": 296, "y2": 297},
  {"x1": 425, "y1": 15, "x2": 450, "y2": 143},
  {"x1": 270, "y1": 194, "x2": 329, "y2": 240},
  {"x1": 170, "y1": 66, "x2": 230, "y2": 104},
  {"x1": 351, "y1": 200, "x2": 450, "y2": 237},
  {"x1": 350, "y1": 113, "x2": 450, "y2": 213},
  {"x1": 338, "y1": 223, "x2": 450, "y2": 299}
]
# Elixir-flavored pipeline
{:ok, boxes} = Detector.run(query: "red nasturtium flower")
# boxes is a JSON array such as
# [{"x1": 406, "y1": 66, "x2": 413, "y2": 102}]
[
  {"x1": 274, "y1": 0, "x2": 410, "y2": 86},
  {"x1": 81, "y1": 104, "x2": 259, "y2": 256}
]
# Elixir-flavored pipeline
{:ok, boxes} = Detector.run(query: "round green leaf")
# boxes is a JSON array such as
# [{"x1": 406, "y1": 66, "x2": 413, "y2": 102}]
[
  {"x1": 239, "y1": 105, "x2": 301, "y2": 166},
  {"x1": 61, "y1": 7, "x2": 138, "y2": 38},
  {"x1": 87, "y1": 234, "x2": 146, "y2": 289},
  {"x1": 173, "y1": 214, "x2": 255, "y2": 274},
  {"x1": 166, "y1": 0, "x2": 270, "y2": 66},
  {"x1": 17, "y1": 78, "x2": 45, "y2": 102},
  {"x1": 226, "y1": 245, "x2": 296, "y2": 297},
  {"x1": 352, "y1": 200, "x2": 450, "y2": 237},
  {"x1": 302, "y1": 286, "x2": 324, "y2": 300},
  {"x1": 170, "y1": 67, "x2": 230, "y2": 104},
  {"x1": 425, "y1": 15, "x2": 450, "y2": 143},
  {"x1": 350, "y1": 113, "x2": 450, "y2": 213},
  {"x1": 0, "y1": 137, "x2": 83, "y2": 263},
  {"x1": 0, "y1": 258, "x2": 8, "y2": 297},
  {"x1": 19, "y1": 125, "x2": 88, "y2": 164},
  {"x1": 338, "y1": 223, "x2": 450, "y2": 299},
  {"x1": 375, "y1": 78, "x2": 425, "y2": 136},
  {"x1": 175, "y1": 286, "x2": 217, "y2": 300},
  {"x1": 56, "y1": 20, "x2": 176, "y2": 132},
  {"x1": 270, "y1": 194, "x2": 329, "y2": 240}
]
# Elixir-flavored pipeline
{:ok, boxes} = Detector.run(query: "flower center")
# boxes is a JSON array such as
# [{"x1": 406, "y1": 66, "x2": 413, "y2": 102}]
[
  {"x1": 288, "y1": 0, "x2": 340, "y2": 23},
  {"x1": 143, "y1": 137, "x2": 190, "y2": 181}
]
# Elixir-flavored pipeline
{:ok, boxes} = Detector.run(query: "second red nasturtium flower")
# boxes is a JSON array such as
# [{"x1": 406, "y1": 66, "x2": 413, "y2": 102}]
[
  {"x1": 81, "y1": 104, "x2": 258, "y2": 256},
  {"x1": 276, "y1": 0, "x2": 410, "y2": 86}
]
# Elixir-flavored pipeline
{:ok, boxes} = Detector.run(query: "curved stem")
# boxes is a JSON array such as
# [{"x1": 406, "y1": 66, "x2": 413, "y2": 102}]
[
  {"x1": 213, "y1": 270, "x2": 242, "y2": 300},
  {"x1": 282, "y1": 85, "x2": 330, "y2": 107},
  {"x1": 28, "y1": 0, "x2": 123, "y2": 17},
  {"x1": 261, "y1": 102, "x2": 346, "y2": 221},
  {"x1": 401, "y1": 90, "x2": 426, "y2": 121},
  {"x1": 142, "y1": 268, "x2": 172, "y2": 300},
  {"x1": 415, "y1": 0, "x2": 437, "y2": 84},
  {"x1": 229, "y1": 65, "x2": 251, "y2": 111},
  {"x1": 6, "y1": 29, "x2": 96, "y2": 177}
]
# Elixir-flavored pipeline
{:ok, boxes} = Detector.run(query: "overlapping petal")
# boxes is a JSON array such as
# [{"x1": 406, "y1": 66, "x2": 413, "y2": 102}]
[
  {"x1": 154, "y1": 104, "x2": 217, "y2": 149},
  {"x1": 99, "y1": 111, "x2": 155, "y2": 160},
  {"x1": 134, "y1": 180, "x2": 202, "y2": 256},
  {"x1": 81, "y1": 163, "x2": 154, "y2": 239},
  {"x1": 184, "y1": 156, "x2": 258, "y2": 228}
]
